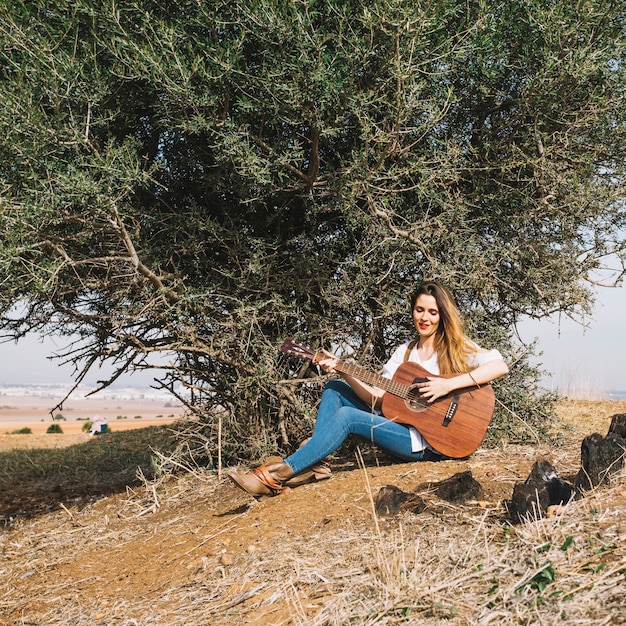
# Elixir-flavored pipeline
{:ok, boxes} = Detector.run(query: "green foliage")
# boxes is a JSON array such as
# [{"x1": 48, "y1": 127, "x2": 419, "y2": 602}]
[
  {"x1": 46, "y1": 424, "x2": 63, "y2": 434},
  {"x1": 1, "y1": 0, "x2": 625, "y2": 460},
  {"x1": 9, "y1": 427, "x2": 32, "y2": 434},
  {"x1": 82, "y1": 421, "x2": 93, "y2": 432},
  {"x1": 516, "y1": 562, "x2": 556, "y2": 594}
]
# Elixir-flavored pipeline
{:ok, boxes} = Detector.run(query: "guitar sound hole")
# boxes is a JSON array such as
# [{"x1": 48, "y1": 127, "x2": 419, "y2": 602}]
[{"x1": 406, "y1": 387, "x2": 428, "y2": 412}]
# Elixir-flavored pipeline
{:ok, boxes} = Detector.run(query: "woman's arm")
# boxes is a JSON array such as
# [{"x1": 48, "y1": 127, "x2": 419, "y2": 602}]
[{"x1": 417, "y1": 358, "x2": 509, "y2": 403}]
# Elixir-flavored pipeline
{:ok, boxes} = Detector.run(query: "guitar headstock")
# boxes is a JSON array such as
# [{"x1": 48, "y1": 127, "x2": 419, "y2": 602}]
[{"x1": 280, "y1": 338, "x2": 319, "y2": 361}]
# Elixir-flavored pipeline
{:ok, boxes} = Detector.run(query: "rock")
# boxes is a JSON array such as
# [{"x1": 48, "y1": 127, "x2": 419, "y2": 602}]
[
  {"x1": 429, "y1": 470, "x2": 482, "y2": 503},
  {"x1": 509, "y1": 460, "x2": 574, "y2": 522},
  {"x1": 607, "y1": 413, "x2": 626, "y2": 438},
  {"x1": 510, "y1": 483, "x2": 551, "y2": 521},
  {"x1": 574, "y1": 432, "x2": 626, "y2": 493},
  {"x1": 530, "y1": 460, "x2": 574, "y2": 505},
  {"x1": 527, "y1": 459, "x2": 558, "y2": 482},
  {"x1": 375, "y1": 485, "x2": 426, "y2": 516}
]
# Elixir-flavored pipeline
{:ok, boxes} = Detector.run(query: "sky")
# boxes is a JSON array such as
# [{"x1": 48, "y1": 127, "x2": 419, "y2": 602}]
[
  {"x1": 518, "y1": 283, "x2": 625, "y2": 396},
  {"x1": 520, "y1": 286, "x2": 626, "y2": 397},
  {"x1": 0, "y1": 283, "x2": 624, "y2": 395},
  {"x1": 0, "y1": 333, "x2": 162, "y2": 388}
]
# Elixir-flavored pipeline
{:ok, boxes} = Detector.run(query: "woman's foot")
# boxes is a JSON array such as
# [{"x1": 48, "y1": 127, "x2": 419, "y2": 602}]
[
  {"x1": 265, "y1": 450, "x2": 331, "y2": 487},
  {"x1": 227, "y1": 461, "x2": 294, "y2": 497},
  {"x1": 284, "y1": 465, "x2": 331, "y2": 487},
  {"x1": 263, "y1": 453, "x2": 332, "y2": 487},
  {"x1": 296, "y1": 438, "x2": 332, "y2": 477}
]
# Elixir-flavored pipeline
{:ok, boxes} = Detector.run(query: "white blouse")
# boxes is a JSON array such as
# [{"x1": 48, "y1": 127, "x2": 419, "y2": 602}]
[{"x1": 380, "y1": 340, "x2": 504, "y2": 453}]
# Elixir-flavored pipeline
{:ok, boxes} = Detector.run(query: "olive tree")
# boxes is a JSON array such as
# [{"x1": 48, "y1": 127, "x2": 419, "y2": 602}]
[{"x1": 1, "y1": 0, "x2": 624, "y2": 463}]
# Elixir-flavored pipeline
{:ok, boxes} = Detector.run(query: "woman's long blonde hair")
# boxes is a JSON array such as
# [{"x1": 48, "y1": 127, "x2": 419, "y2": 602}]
[{"x1": 410, "y1": 281, "x2": 475, "y2": 374}]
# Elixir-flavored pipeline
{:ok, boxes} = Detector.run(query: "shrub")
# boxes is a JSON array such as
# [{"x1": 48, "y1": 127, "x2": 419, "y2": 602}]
[
  {"x1": 46, "y1": 424, "x2": 63, "y2": 434},
  {"x1": 10, "y1": 427, "x2": 32, "y2": 434}
]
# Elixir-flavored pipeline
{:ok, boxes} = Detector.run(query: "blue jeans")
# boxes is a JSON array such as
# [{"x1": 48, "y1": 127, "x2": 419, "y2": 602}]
[{"x1": 283, "y1": 379, "x2": 441, "y2": 475}]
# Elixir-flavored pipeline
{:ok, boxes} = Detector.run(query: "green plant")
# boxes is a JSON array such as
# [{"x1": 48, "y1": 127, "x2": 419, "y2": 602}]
[
  {"x1": 46, "y1": 424, "x2": 63, "y2": 434},
  {"x1": 516, "y1": 562, "x2": 555, "y2": 594},
  {"x1": 1, "y1": 0, "x2": 623, "y2": 462},
  {"x1": 9, "y1": 427, "x2": 32, "y2": 434}
]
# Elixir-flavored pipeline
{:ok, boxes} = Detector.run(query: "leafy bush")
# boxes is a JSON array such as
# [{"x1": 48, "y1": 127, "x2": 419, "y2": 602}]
[
  {"x1": 1, "y1": 0, "x2": 623, "y2": 462},
  {"x1": 10, "y1": 427, "x2": 32, "y2": 435}
]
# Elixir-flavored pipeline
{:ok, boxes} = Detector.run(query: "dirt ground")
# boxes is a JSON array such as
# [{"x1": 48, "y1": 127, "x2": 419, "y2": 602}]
[{"x1": 1, "y1": 399, "x2": 626, "y2": 625}]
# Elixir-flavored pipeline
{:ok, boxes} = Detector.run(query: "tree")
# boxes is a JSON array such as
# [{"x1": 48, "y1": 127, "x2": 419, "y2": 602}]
[{"x1": 1, "y1": 0, "x2": 624, "y2": 464}]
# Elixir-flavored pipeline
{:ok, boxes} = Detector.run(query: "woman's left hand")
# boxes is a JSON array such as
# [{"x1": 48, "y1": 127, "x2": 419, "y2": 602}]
[
  {"x1": 417, "y1": 377, "x2": 452, "y2": 403},
  {"x1": 313, "y1": 349, "x2": 339, "y2": 374}
]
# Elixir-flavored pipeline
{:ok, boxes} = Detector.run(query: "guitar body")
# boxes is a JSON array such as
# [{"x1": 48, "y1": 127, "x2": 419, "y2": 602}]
[{"x1": 381, "y1": 362, "x2": 495, "y2": 458}]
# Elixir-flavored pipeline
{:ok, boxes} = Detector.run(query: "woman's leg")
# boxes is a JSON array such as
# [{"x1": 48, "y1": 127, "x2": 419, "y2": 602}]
[
  {"x1": 228, "y1": 379, "x2": 438, "y2": 496},
  {"x1": 283, "y1": 379, "x2": 369, "y2": 474},
  {"x1": 284, "y1": 379, "x2": 436, "y2": 475}
]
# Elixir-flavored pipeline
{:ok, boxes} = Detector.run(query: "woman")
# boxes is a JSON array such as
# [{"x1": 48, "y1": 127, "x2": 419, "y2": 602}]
[{"x1": 228, "y1": 280, "x2": 509, "y2": 496}]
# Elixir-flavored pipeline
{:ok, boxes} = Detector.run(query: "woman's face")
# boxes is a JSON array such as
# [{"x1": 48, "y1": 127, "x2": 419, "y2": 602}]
[{"x1": 412, "y1": 294, "x2": 440, "y2": 340}]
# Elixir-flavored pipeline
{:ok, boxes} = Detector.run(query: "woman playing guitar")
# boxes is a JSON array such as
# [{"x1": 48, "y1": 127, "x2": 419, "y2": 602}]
[{"x1": 228, "y1": 280, "x2": 509, "y2": 496}]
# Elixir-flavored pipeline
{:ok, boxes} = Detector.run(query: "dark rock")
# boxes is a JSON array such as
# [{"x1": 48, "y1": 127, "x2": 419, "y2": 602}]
[
  {"x1": 528, "y1": 460, "x2": 575, "y2": 505},
  {"x1": 509, "y1": 460, "x2": 574, "y2": 522},
  {"x1": 510, "y1": 483, "x2": 552, "y2": 521},
  {"x1": 574, "y1": 432, "x2": 626, "y2": 493},
  {"x1": 429, "y1": 470, "x2": 482, "y2": 503},
  {"x1": 608, "y1": 414, "x2": 626, "y2": 439},
  {"x1": 375, "y1": 485, "x2": 408, "y2": 515},
  {"x1": 527, "y1": 459, "x2": 559, "y2": 482},
  {"x1": 375, "y1": 485, "x2": 426, "y2": 516}
]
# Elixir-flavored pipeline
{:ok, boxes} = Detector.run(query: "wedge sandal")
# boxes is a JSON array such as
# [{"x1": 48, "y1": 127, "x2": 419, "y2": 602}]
[{"x1": 227, "y1": 464, "x2": 290, "y2": 497}]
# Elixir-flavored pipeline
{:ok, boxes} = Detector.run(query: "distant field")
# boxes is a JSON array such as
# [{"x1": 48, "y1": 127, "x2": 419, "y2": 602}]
[{"x1": 0, "y1": 391, "x2": 185, "y2": 446}]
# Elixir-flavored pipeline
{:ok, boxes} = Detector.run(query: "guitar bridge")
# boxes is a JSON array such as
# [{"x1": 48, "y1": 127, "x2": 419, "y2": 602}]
[{"x1": 442, "y1": 395, "x2": 460, "y2": 427}]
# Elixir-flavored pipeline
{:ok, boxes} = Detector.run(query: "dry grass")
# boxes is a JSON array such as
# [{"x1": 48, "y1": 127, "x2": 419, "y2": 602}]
[
  {"x1": 556, "y1": 398, "x2": 626, "y2": 432},
  {"x1": 1, "y1": 399, "x2": 625, "y2": 625}
]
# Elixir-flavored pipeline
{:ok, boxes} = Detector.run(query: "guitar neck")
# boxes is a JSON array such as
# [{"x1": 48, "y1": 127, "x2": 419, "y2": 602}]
[{"x1": 334, "y1": 360, "x2": 409, "y2": 400}]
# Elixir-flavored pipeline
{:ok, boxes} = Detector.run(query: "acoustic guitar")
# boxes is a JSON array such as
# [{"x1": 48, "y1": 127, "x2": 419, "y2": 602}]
[{"x1": 281, "y1": 338, "x2": 495, "y2": 458}]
